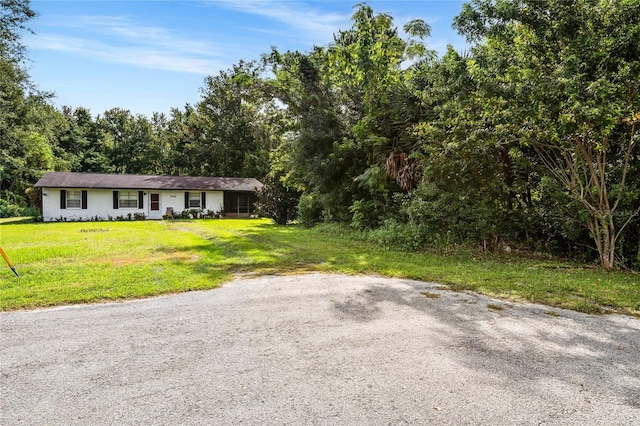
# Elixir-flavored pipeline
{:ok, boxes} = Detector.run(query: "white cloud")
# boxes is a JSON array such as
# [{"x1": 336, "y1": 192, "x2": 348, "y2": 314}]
[
  {"x1": 25, "y1": 4, "x2": 469, "y2": 75},
  {"x1": 212, "y1": 0, "x2": 351, "y2": 44},
  {"x1": 26, "y1": 15, "x2": 234, "y2": 74},
  {"x1": 28, "y1": 33, "x2": 227, "y2": 74}
]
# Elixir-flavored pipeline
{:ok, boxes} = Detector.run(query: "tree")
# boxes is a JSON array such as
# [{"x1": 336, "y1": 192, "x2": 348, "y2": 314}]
[
  {"x1": 454, "y1": 0, "x2": 640, "y2": 269},
  {"x1": 193, "y1": 60, "x2": 272, "y2": 178},
  {"x1": 99, "y1": 108, "x2": 166, "y2": 175},
  {"x1": 56, "y1": 106, "x2": 111, "y2": 173},
  {"x1": 0, "y1": 0, "x2": 38, "y2": 204},
  {"x1": 0, "y1": 0, "x2": 35, "y2": 61},
  {"x1": 268, "y1": 4, "x2": 432, "y2": 223},
  {"x1": 327, "y1": 4, "x2": 431, "y2": 194},
  {"x1": 268, "y1": 47, "x2": 355, "y2": 220},
  {"x1": 163, "y1": 105, "x2": 200, "y2": 175},
  {"x1": 254, "y1": 174, "x2": 300, "y2": 225},
  {"x1": 0, "y1": 1, "x2": 72, "y2": 210}
]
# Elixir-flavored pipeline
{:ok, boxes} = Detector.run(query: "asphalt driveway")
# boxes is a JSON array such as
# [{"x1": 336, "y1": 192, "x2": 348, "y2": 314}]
[{"x1": 1, "y1": 274, "x2": 639, "y2": 425}]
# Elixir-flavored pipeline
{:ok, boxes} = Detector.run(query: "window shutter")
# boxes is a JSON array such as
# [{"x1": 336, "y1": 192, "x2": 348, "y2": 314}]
[
  {"x1": 60, "y1": 190, "x2": 66, "y2": 209},
  {"x1": 81, "y1": 190, "x2": 88, "y2": 209},
  {"x1": 185, "y1": 192, "x2": 189, "y2": 209},
  {"x1": 138, "y1": 191, "x2": 144, "y2": 209},
  {"x1": 113, "y1": 191, "x2": 119, "y2": 209},
  {"x1": 201, "y1": 192, "x2": 206, "y2": 209}
]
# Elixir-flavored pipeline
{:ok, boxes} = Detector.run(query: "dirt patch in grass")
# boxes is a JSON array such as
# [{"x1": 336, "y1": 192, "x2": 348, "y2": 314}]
[{"x1": 90, "y1": 251, "x2": 200, "y2": 266}]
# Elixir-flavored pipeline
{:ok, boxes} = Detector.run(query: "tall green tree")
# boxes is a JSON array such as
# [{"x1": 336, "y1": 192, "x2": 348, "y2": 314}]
[
  {"x1": 327, "y1": 4, "x2": 431, "y2": 194},
  {"x1": 163, "y1": 105, "x2": 200, "y2": 175},
  {"x1": 57, "y1": 106, "x2": 111, "y2": 173},
  {"x1": 193, "y1": 60, "x2": 271, "y2": 178},
  {"x1": 269, "y1": 4, "x2": 432, "y2": 223},
  {"x1": 268, "y1": 47, "x2": 351, "y2": 219},
  {"x1": 454, "y1": 0, "x2": 640, "y2": 268},
  {"x1": 0, "y1": 0, "x2": 59, "y2": 207},
  {"x1": 1, "y1": 0, "x2": 34, "y2": 203},
  {"x1": 404, "y1": 48, "x2": 507, "y2": 244},
  {"x1": 100, "y1": 108, "x2": 166, "y2": 175},
  {"x1": 0, "y1": 0, "x2": 35, "y2": 61}
]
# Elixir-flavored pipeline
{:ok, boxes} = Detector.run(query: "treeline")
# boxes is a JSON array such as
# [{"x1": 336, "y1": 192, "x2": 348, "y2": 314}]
[{"x1": 1, "y1": 0, "x2": 639, "y2": 269}]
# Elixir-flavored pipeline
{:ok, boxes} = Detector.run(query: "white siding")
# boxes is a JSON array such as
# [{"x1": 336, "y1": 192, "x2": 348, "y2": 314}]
[
  {"x1": 157, "y1": 191, "x2": 224, "y2": 218},
  {"x1": 205, "y1": 191, "x2": 224, "y2": 215},
  {"x1": 41, "y1": 188, "x2": 224, "y2": 221}
]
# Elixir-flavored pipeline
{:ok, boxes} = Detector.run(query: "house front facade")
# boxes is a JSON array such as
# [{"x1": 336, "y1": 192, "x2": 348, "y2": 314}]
[{"x1": 34, "y1": 172, "x2": 263, "y2": 222}]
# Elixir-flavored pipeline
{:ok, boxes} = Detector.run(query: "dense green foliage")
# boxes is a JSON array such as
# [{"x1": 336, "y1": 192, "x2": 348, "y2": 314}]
[
  {"x1": 254, "y1": 174, "x2": 300, "y2": 225},
  {"x1": 1, "y1": 0, "x2": 639, "y2": 269},
  {"x1": 453, "y1": 0, "x2": 640, "y2": 269}
]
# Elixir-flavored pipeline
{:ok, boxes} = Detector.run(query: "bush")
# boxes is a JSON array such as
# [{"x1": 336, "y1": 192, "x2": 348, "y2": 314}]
[
  {"x1": 25, "y1": 187, "x2": 42, "y2": 211},
  {"x1": 367, "y1": 219, "x2": 427, "y2": 252},
  {"x1": 297, "y1": 193, "x2": 323, "y2": 227},
  {"x1": 0, "y1": 201, "x2": 41, "y2": 219},
  {"x1": 254, "y1": 175, "x2": 300, "y2": 225},
  {"x1": 22, "y1": 206, "x2": 41, "y2": 217},
  {"x1": 399, "y1": 184, "x2": 500, "y2": 247},
  {"x1": 349, "y1": 199, "x2": 381, "y2": 230}
]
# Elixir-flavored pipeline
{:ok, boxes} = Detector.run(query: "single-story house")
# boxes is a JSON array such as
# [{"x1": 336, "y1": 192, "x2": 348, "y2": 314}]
[{"x1": 34, "y1": 172, "x2": 263, "y2": 222}]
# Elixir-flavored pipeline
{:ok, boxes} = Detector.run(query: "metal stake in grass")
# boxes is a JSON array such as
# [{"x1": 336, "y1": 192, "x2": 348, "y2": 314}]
[{"x1": 0, "y1": 246, "x2": 19, "y2": 277}]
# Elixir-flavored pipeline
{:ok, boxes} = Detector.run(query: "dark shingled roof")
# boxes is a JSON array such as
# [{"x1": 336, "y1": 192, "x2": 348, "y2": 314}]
[{"x1": 35, "y1": 172, "x2": 263, "y2": 192}]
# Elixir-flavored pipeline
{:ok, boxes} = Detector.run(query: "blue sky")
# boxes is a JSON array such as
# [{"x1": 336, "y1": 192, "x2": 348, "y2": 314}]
[{"x1": 25, "y1": 1, "x2": 468, "y2": 118}]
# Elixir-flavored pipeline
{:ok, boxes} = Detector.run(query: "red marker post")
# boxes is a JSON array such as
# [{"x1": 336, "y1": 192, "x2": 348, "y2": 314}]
[{"x1": 0, "y1": 246, "x2": 19, "y2": 277}]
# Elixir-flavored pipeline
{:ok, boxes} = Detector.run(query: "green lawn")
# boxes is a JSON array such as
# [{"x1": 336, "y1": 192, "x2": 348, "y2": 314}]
[{"x1": 1, "y1": 218, "x2": 638, "y2": 316}]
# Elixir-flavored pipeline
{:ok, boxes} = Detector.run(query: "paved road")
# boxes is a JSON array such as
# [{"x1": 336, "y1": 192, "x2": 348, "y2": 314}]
[{"x1": 1, "y1": 274, "x2": 639, "y2": 425}]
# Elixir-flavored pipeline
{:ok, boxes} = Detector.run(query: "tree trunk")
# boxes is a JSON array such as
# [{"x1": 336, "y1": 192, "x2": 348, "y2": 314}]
[
  {"x1": 601, "y1": 217, "x2": 614, "y2": 270},
  {"x1": 589, "y1": 215, "x2": 617, "y2": 270}
]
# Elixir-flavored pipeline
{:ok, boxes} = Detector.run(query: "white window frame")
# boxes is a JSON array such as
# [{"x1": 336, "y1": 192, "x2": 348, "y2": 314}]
[
  {"x1": 189, "y1": 192, "x2": 201, "y2": 208},
  {"x1": 119, "y1": 191, "x2": 138, "y2": 209},
  {"x1": 67, "y1": 190, "x2": 81, "y2": 209}
]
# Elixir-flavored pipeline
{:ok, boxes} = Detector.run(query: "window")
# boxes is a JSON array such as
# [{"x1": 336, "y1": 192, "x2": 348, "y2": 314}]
[
  {"x1": 61, "y1": 190, "x2": 87, "y2": 209},
  {"x1": 119, "y1": 191, "x2": 138, "y2": 208},
  {"x1": 150, "y1": 194, "x2": 160, "y2": 211},
  {"x1": 189, "y1": 192, "x2": 201, "y2": 208},
  {"x1": 66, "y1": 190, "x2": 81, "y2": 209}
]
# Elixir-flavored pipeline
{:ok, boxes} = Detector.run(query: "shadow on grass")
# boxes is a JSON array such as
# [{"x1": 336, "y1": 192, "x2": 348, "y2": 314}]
[
  {"x1": 152, "y1": 220, "x2": 640, "y2": 317},
  {"x1": 0, "y1": 217, "x2": 41, "y2": 226},
  {"x1": 153, "y1": 222, "x2": 370, "y2": 280}
]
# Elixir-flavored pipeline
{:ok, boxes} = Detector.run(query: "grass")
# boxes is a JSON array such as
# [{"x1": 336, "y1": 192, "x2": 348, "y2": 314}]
[{"x1": 1, "y1": 218, "x2": 639, "y2": 316}]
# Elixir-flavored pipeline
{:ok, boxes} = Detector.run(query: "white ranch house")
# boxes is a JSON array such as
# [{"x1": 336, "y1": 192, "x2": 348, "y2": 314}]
[{"x1": 34, "y1": 172, "x2": 263, "y2": 222}]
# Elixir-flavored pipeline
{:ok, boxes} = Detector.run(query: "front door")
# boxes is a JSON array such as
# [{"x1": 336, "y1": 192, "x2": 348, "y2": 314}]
[{"x1": 148, "y1": 193, "x2": 161, "y2": 219}]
